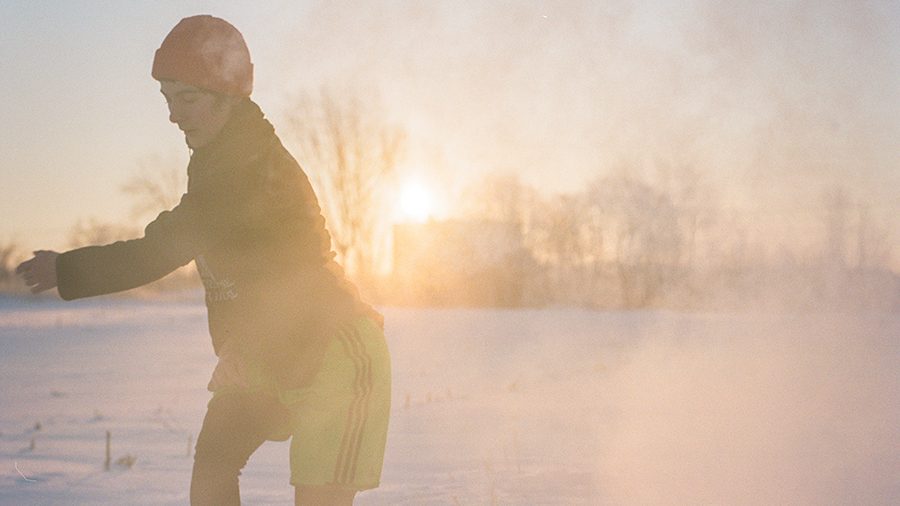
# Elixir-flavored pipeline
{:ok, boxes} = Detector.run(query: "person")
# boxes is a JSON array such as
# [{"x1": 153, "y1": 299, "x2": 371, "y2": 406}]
[{"x1": 15, "y1": 15, "x2": 390, "y2": 506}]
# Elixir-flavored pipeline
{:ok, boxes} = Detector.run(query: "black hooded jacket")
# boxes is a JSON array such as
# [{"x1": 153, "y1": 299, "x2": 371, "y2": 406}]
[{"x1": 56, "y1": 99, "x2": 381, "y2": 386}]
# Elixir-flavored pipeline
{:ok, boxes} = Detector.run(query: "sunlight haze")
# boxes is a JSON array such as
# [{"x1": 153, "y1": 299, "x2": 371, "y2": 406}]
[
  {"x1": 1, "y1": 1, "x2": 898, "y2": 270},
  {"x1": 1, "y1": 3, "x2": 899, "y2": 504}
]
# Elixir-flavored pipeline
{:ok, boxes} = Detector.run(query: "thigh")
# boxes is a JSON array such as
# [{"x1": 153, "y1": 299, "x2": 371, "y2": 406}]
[{"x1": 195, "y1": 392, "x2": 289, "y2": 463}]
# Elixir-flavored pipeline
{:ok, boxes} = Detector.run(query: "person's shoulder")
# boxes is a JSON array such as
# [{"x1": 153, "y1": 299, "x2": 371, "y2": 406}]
[
  {"x1": 252, "y1": 137, "x2": 319, "y2": 205},
  {"x1": 268, "y1": 136, "x2": 305, "y2": 173},
  {"x1": 265, "y1": 137, "x2": 317, "y2": 187}
]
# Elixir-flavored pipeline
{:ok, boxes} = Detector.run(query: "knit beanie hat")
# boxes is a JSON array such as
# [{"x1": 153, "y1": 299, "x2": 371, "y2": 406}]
[{"x1": 152, "y1": 15, "x2": 253, "y2": 97}]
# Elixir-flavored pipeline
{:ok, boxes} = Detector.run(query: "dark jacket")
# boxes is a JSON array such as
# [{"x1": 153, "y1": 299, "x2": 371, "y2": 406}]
[{"x1": 56, "y1": 99, "x2": 381, "y2": 386}]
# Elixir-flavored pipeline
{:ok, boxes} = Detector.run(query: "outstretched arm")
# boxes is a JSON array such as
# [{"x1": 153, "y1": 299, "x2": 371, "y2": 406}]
[
  {"x1": 52, "y1": 195, "x2": 201, "y2": 301},
  {"x1": 16, "y1": 250, "x2": 59, "y2": 294},
  {"x1": 17, "y1": 193, "x2": 202, "y2": 301}
]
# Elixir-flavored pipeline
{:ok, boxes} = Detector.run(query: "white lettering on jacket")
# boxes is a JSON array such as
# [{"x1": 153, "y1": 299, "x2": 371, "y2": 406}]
[{"x1": 196, "y1": 255, "x2": 238, "y2": 302}]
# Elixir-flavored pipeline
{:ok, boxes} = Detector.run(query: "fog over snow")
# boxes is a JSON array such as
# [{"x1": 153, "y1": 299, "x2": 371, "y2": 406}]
[{"x1": 1, "y1": 297, "x2": 897, "y2": 504}]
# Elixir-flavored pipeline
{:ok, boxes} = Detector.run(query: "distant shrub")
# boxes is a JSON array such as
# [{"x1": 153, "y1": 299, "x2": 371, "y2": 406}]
[{"x1": 0, "y1": 241, "x2": 26, "y2": 293}]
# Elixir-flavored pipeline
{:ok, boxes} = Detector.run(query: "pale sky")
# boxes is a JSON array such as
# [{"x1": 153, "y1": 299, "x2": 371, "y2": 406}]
[{"x1": 2, "y1": 1, "x2": 899, "y2": 262}]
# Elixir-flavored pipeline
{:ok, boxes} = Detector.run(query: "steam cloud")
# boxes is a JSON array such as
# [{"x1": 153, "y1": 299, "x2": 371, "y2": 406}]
[{"x1": 595, "y1": 313, "x2": 899, "y2": 504}]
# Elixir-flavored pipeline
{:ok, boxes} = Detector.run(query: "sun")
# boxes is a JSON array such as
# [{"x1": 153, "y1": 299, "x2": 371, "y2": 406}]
[{"x1": 399, "y1": 181, "x2": 433, "y2": 223}]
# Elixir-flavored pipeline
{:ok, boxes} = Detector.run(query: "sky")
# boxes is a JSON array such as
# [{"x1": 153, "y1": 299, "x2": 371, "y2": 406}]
[{"x1": 1, "y1": 0, "x2": 899, "y2": 262}]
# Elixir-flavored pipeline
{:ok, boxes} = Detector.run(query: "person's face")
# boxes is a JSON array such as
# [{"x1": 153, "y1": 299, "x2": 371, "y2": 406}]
[{"x1": 159, "y1": 80, "x2": 234, "y2": 149}]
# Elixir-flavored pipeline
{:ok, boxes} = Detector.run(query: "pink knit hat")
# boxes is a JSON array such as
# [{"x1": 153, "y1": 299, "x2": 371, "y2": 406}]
[{"x1": 152, "y1": 15, "x2": 253, "y2": 97}]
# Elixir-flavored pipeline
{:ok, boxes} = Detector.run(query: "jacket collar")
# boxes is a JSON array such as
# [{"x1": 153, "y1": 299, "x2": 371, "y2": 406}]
[{"x1": 188, "y1": 99, "x2": 276, "y2": 171}]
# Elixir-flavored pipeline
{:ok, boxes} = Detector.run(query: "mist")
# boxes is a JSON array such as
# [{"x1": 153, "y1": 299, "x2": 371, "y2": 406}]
[
  {"x1": 381, "y1": 308, "x2": 899, "y2": 504},
  {"x1": 273, "y1": 1, "x2": 898, "y2": 211},
  {"x1": 594, "y1": 313, "x2": 899, "y2": 504},
  {"x1": 4, "y1": 1, "x2": 896, "y2": 266}
]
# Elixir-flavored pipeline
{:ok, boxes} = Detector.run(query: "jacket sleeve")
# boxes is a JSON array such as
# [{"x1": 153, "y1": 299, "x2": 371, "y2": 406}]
[{"x1": 56, "y1": 193, "x2": 202, "y2": 300}]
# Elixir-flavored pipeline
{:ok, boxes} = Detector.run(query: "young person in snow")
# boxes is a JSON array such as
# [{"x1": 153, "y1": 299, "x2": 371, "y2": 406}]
[{"x1": 16, "y1": 15, "x2": 390, "y2": 506}]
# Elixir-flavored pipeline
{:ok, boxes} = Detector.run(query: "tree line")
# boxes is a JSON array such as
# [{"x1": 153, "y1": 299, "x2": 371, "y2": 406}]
[
  {"x1": 2, "y1": 88, "x2": 896, "y2": 310},
  {"x1": 448, "y1": 169, "x2": 897, "y2": 311}
]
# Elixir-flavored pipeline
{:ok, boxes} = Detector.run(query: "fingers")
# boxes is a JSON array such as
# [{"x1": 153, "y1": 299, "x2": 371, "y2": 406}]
[
  {"x1": 30, "y1": 282, "x2": 53, "y2": 294},
  {"x1": 21, "y1": 269, "x2": 37, "y2": 287},
  {"x1": 17, "y1": 264, "x2": 35, "y2": 287},
  {"x1": 15, "y1": 258, "x2": 33, "y2": 275},
  {"x1": 15, "y1": 252, "x2": 57, "y2": 292},
  {"x1": 22, "y1": 272, "x2": 52, "y2": 293}
]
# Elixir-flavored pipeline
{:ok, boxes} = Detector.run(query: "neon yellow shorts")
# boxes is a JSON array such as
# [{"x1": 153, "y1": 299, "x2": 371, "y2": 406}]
[{"x1": 279, "y1": 316, "x2": 391, "y2": 490}]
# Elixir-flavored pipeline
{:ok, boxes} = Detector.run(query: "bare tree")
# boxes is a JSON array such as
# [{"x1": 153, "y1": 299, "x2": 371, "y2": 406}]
[
  {"x1": 853, "y1": 201, "x2": 892, "y2": 271},
  {"x1": 67, "y1": 218, "x2": 139, "y2": 249},
  {"x1": 591, "y1": 172, "x2": 682, "y2": 308},
  {"x1": 461, "y1": 172, "x2": 535, "y2": 227},
  {"x1": 71, "y1": 158, "x2": 177, "y2": 251},
  {"x1": 121, "y1": 154, "x2": 186, "y2": 222},
  {"x1": 285, "y1": 89, "x2": 406, "y2": 280},
  {"x1": 822, "y1": 186, "x2": 850, "y2": 271},
  {"x1": 461, "y1": 171, "x2": 545, "y2": 257},
  {"x1": 460, "y1": 172, "x2": 560, "y2": 304},
  {"x1": 0, "y1": 241, "x2": 18, "y2": 287},
  {"x1": 120, "y1": 156, "x2": 203, "y2": 291},
  {"x1": 656, "y1": 164, "x2": 718, "y2": 272},
  {"x1": 534, "y1": 194, "x2": 592, "y2": 303}
]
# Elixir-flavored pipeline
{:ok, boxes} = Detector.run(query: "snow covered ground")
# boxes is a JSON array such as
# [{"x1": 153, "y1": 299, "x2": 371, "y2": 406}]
[{"x1": 0, "y1": 295, "x2": 897, "y2": 505}]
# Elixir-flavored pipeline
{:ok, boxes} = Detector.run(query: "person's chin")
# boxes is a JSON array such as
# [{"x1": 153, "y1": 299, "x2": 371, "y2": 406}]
[{"x1": 185, "y1": 134, "x2": 204, "y2": 149}]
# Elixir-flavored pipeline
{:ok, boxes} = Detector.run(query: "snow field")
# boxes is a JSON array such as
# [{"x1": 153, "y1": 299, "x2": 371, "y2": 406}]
[{"x1": 1, "y1": 296, "x2": 897, "y2": 504}]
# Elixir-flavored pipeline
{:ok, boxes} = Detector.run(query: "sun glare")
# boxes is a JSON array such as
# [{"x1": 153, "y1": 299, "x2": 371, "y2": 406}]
[{"x1": 399, "y1": 181, "x2": 433, "y2": 223}]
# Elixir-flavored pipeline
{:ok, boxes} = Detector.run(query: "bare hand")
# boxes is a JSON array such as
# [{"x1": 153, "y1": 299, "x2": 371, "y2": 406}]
[{"x1": 16, "y1": 250, "x2": 60, "y2": 294}]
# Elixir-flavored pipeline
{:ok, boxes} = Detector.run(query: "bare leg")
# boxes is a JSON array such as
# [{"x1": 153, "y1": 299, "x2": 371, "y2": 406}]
[
  {"x1": 295, "y1": 485, "x2": 357, "y2": 506},
  {"x1": 190, "y1": 393, "x2": 289, "y2": 506}
]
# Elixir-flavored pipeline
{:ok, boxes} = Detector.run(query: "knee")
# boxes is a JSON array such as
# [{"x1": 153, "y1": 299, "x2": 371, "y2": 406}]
[{"x1": 192, "y1": 436, "x2": 251, "y2": 475}]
